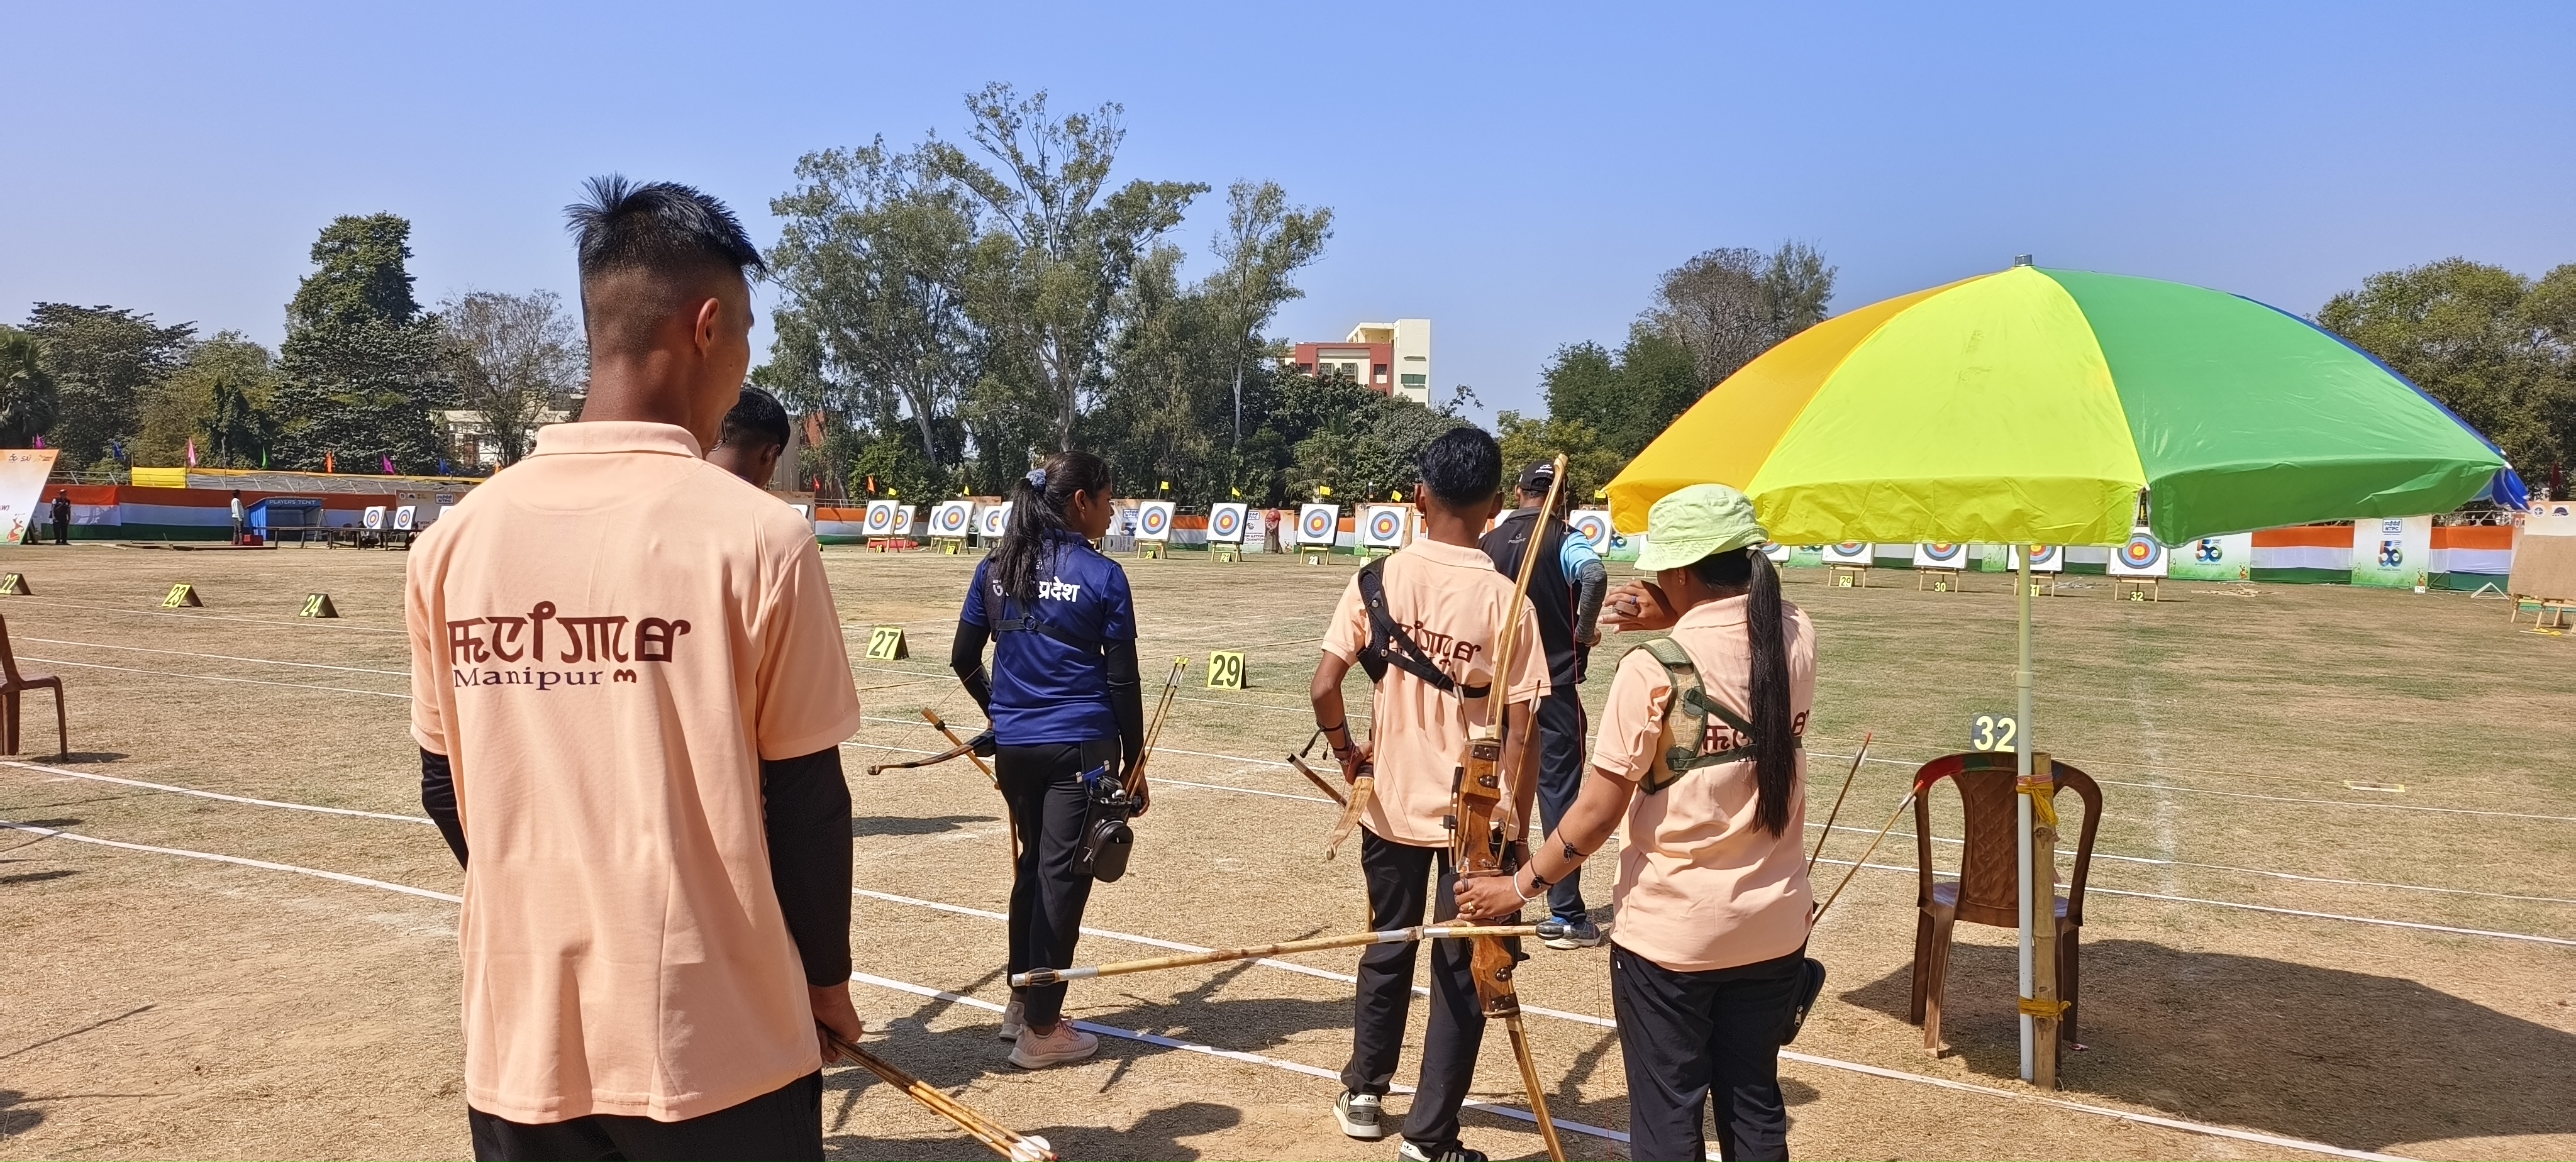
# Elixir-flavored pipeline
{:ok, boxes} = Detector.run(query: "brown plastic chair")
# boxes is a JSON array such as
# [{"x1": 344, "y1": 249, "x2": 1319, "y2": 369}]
[
  {"x1": 0, "y1": 614, "x2": 68, "y2": 757},
  {"x1": 1906, "y1": 751, "x2": 2100, "y2": 1051}
]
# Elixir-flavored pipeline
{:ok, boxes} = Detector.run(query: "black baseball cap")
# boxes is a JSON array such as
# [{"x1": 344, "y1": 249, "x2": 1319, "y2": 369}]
[{"x1": 1515, "y1": 462, "x2": 1557, "y2": 492}]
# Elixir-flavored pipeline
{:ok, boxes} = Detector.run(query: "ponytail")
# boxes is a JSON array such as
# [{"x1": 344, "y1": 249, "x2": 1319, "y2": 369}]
[
  {"x1": 1689, "y1": 547, "x2": 1797, "y2": 836},
  {"x1": 990, "y1": 450, "x2": 1114, "y2": 604}
]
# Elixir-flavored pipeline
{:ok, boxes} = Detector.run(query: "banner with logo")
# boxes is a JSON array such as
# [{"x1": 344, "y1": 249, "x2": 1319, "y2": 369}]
[
  {"x1": 2169, "y1": 532, "x2": 2252, "y2": 580},
  {"x1": 0, "y1": 449, "x2": 59, "y2": 543},
  {"x1": 2350, "y1": 515, "x2": 2431, "y2": 588}
]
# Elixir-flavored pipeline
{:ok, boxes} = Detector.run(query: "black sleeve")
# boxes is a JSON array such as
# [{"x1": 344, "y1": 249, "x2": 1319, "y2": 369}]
[
  {"x1": 950, "y1": 619, "x2": 994, "y2": 712},
  {"x1": 419, "y1": 748, "x2": 468, "y2": 868},
  {"x1": 1106, "y1": 638, "x2": 1145, "y2": 770},
  {"x1": 762, "y1": 746, "x2": 853, "y2": 987}
]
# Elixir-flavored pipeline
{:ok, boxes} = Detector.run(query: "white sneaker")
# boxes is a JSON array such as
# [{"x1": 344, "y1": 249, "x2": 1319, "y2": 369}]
[
  {"x1": 1008, "y1": 1022, "x2": 1099, "y2": 1069},
  {"x1": 996, "y1": 998, "x2": 1025, "y2": 1041}
]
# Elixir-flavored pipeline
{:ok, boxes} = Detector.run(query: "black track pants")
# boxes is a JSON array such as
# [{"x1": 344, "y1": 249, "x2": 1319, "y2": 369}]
[
  {"x1": 1613, "y1": 945, "x2": 1801, "y2": 1162},
  {"x1": 468, "y1": 1071, "x2": 821, "y2": 1161},
  {"x1": 998, "y1": 737, "x2": 1116, "y2": 1028},
  {"x1": 1341, "y1": 829, "x2": 1501, "y2": 1153},
  {"x1": 1533, "y1": 686, "x2": 1591, "y2": 922}
]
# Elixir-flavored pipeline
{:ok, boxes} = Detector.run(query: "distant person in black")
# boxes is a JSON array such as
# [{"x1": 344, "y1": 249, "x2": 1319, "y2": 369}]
[
  {"x1": 707, "y1": 385, "x2": 791, "y2": 488},
  {"x1": 49, "y1": 491, "x2": 70, "y2": 545},
  {"x1": 1479, "y1": 460, "x2": 1609, "y2": 948}
]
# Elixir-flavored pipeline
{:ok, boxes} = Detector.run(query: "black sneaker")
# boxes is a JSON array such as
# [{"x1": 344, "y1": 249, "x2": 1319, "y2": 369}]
[
  {"x1": 1537, "y1": 915, "x2": 1603, "y2": 950},
  {"x1": 1335, "y1": 1090, "x2": 1385, "y2": 1139},
  {"x1": 1397, "y1": 1140, "x2": 1489, "y2": 1161}
]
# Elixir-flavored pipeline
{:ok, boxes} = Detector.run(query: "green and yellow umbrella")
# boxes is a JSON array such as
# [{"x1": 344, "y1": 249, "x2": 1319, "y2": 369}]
[
  {"x1": 1607, "y1": 262, "x2": 2522, "y2": 543},
  {"x1": 1604, "y1": 260, "x2": 2521, "y2": 1089}
]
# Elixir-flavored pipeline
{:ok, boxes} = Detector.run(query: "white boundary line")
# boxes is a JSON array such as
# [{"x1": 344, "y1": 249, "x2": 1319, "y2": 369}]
[
  {"x1": 0, "y1": 818, "x2": 2416, "y2": 1162},
  {"x1": 22, "y1": 636, "x2": 409, "y2": 676},
  {"x1": 0, "y1": 817, "x2": 460, "y2": 903},
  {"x1": 1, "y1": 760, "x2": 433, "y2": 824},
  {"x1": 1807, "y1": 748, "x2": 2576, "y2": 824},
  {"x1": 21, "y1": 655, "x2": 410, "y2": 699},
  {"x1": 14, "y1": 748, "x2": 2567, "y2": 946}
]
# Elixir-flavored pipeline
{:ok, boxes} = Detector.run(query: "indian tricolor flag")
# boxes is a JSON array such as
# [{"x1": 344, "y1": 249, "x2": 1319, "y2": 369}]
[
  {"x1": 2430, "y1": 524, "x2": 2514, "y2": 578},
  {"x1": 2251, "y1": 524, "x2": 2353, "y2": 581}
]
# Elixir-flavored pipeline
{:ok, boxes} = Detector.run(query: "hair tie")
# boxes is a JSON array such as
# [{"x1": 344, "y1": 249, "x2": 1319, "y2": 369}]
[{"x1": 1024, "y1": 468, "x2": 1048, "y2": 489}]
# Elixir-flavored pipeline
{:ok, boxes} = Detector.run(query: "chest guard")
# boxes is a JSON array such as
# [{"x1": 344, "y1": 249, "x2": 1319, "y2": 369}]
[{"x1": 1634, "y1": 636, "x2": 1798, "y2": 794}]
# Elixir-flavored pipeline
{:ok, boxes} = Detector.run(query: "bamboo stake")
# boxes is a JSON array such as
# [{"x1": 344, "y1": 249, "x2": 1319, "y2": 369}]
[
  {"x1": 821, "y1": 1028, "x2": 1055, "y2": 1161},
  {"x1": 1010, "y1": 923, "x2": 1538, "y2": 988}
]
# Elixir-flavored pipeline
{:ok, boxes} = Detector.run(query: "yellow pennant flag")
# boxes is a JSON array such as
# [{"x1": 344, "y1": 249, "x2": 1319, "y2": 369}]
[
  {"x1": 1391, "y1": 489, "x2": 1404, "y2": 501},
  {"x1": 1230, "y1": 487, "x2": 1242, "y2": 497},
  {"x1": 1319, "y1": 485, "x2": 1333, "y2": 497}
]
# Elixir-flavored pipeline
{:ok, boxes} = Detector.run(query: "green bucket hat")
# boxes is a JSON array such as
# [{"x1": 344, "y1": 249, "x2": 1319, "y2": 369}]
[{"x1": 1632, "y1": 484, "x2": 1768, "y2": 572}]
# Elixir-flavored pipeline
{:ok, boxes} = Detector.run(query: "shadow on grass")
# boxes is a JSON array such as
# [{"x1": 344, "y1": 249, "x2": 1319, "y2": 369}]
[{"x1": 1840, "y1": 938, "x2": 2576, "y2": 1151}]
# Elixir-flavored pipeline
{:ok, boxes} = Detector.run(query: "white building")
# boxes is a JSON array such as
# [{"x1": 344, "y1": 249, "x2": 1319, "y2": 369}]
[{"x1": 1287, "y1": 319, "x2": 1433, "y2": 405}]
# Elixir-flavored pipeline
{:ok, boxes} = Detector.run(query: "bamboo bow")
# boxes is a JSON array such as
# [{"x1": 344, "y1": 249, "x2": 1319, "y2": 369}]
[{"x1": 1448, "y1": 451, "x2": 1568, "y2": 1162}]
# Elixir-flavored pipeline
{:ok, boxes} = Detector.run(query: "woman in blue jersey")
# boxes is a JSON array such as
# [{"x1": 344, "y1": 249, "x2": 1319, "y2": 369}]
[{"x1": 950, "y1": 450, "x2": 1146, "y2": 1070}]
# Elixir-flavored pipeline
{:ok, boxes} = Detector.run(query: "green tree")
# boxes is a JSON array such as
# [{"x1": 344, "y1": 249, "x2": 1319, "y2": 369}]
[
  {"x1": 270, "y1": 214, "x2": 449, "y2": 472},
  {"x1": 1205, "y1": 180, "x2": 1332, "y2": 454},
  {"x1": 769, "y1": 138, "x2": 987, "y2": 479},
  {"x1": 21, "y1": 303, "x2": 195, "y2": 468},
  {"x1": 928, "y1": 83, "x2": 1205, "y2": 451},
  {"x1": 1495, "y1": 410, "x2": 1621, "y2": 502},
  {"x1": 0, "y1": 327, "x2": 59, "y2": 449},
  {"x1": 136, "y1": 332, "x2": 277, "y2": 467},
  {"x1": 1285, "y1": 374, "x2": 1467, "y2": 503},
  {"x1": 2317, "y1": 257, "x2": 2576, "y2": 486},
  {"x1": 1539, "y1": 326, "x2": 1708, "y2": 460}
]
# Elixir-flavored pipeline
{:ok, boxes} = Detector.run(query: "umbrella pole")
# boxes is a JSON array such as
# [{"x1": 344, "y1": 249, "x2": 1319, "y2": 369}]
[{"x1": 2015, "y1": 551, "x2": 2036, "y2": 1084}]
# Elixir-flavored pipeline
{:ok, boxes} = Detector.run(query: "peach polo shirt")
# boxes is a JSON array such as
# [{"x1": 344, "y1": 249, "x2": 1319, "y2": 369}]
[
  {"x1": 1321, "y1": 537, "x2": 1549, "y2": 846},
  {"x1": 406, "y1": 421, "x2": 863, "y2": 1124},
  {"x1": 1591, "y1": 595, "x2": 1816, "y2": 971}
]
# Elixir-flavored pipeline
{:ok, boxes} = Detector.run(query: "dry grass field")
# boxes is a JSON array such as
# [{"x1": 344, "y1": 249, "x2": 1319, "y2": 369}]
[{"x1": 2, "y1": 540, "x2": 2572, "y2": 1160}]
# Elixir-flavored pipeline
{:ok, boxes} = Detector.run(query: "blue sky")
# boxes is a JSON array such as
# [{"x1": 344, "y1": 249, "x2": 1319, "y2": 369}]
[{"x1": 7, "y1": 2, "x2": 2571, "y2": 419}]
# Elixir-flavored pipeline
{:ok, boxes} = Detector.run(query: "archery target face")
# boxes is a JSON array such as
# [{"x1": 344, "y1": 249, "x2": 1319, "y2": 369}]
[
  {"x1": 2107, "y1": 531, "x2": 2168, "y2": 578},
  {"x1": 1360, "y1": 505, "x2": 1408, "y2": 548},
  {"x1": 1763, "y1": 543, "x2": 1792, "y2": 563},
  {"x1": 1824, "y1": 542, "x2": 1871, "y2": 565},
  {"x1": 1913, "y1": 542, "x2": 1965, "y2": 568},
  {"x1": 864, "y1": 500, "x2": 903, "y2": 536},
  {"x1": 392, "y1": 506, "x2": 415, "y2": 531},
  {"x1": 2017, "y1": 544, "x2": 2064, "y2": 573},
  {"x1": 979, "y1": 504, "x2": 1011, "y2": 536},
  {"x1": 1568, "y1": 509, "x2": 1613, "y2": 551},
  {"x1": 363, "y1": 506, "x2": 386, "y2": 530},
  {"x1": 1136, "y1": 501, "x2": 1175, "y2": 541},
  {"x1": 1208, "y1": 502, "x2": 1247, "y2": 542},
  {"x1": 931, "y1": 501, "x2": 973, "y2": 535},
  {"x1": 1298, "y1": 504, "x2": 1338, "y2": 545}
]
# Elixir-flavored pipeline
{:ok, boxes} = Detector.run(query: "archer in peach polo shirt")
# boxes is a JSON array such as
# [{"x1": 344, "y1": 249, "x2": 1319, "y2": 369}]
[
  {"x1": 1590, "y1": 594, "x2": 1816, "y2": 970},
  {"x1": 406, "y1": 421, "x2": 864, "y2": 1124},
  {"x1": 1318, "y1": 538, "x2": 1550, "y2": 845}
]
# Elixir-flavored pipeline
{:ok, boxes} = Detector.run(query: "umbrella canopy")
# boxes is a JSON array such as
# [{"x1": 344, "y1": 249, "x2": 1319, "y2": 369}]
[{"x1": 1607, "y1": 264, "x2": 2523, "y2": 544}]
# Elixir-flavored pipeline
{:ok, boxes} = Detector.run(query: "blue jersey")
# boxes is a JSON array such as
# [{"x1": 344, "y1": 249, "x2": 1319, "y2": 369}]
[{"x1": 962, "y1": 531, "x2": 1137, "y2": 746}]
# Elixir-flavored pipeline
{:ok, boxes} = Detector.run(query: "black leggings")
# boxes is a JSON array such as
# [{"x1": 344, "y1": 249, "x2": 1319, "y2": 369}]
[{"x1": 997, "y1": 737, "x2": 1118, "y2": 1028}]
